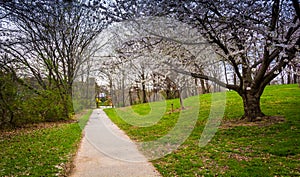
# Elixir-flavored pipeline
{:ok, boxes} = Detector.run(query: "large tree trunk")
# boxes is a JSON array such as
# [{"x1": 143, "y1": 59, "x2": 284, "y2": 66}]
[{"x1": 241, "y1": 92, "x2": 265, "y2": 122}]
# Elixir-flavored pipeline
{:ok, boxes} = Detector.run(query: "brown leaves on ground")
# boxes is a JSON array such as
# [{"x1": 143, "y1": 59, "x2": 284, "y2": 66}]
[
  {"x1": 229, "y1": 153, "x2": 251, "y2": 162},
  {"x1": 221, "y1": 116, "x2": 285, "y2": 129},
  {"x1": 0, "y1": 110, "x2": 90, "y2": 138},
  {"x1": 0, "y1": 120, "x2": 76, "y2": 139}
]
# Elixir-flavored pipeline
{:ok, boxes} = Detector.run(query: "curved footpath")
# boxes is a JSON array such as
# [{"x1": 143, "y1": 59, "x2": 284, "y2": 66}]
[{"x1": 70, "y1": 109, "x2": 161, "y2": 177}]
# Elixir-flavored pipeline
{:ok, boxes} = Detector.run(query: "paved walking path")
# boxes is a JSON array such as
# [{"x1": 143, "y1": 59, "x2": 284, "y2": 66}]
[{"x1": 70, "y1": 109, "x2": 161, "y2": 177}]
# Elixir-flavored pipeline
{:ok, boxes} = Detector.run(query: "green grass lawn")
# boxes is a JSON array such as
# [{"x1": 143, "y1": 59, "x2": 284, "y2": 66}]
[
  {"x1": 104, "y1": 84, "x2": 300, "y2": 176},
  {"x1": 0, "y1": 109, "x2": 92, "y2": 177}
]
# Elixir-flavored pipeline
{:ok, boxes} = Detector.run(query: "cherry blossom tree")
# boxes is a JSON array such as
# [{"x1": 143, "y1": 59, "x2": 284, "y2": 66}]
[{"x1": 116, "y1": 0, "x2": 300, "y2": 121}]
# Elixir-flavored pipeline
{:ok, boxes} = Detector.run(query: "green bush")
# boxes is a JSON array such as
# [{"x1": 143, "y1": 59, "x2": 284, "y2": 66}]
[{"x1": 0, "y1": 72, "x2": 74, "y2": 128}]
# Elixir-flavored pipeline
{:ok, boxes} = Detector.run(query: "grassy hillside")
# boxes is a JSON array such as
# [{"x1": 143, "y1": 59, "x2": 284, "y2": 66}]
[{"x1": 104, "y1": 84, "x2": 300, "y2": 176}]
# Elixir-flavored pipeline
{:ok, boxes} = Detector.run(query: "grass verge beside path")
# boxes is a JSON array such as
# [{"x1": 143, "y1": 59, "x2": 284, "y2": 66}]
[
  {"x1": 0, "y1": 109, "x2": 92, "y2": 177},
  {"x1": 104, "y1": 84, "x2": 300, "y2": 176}
]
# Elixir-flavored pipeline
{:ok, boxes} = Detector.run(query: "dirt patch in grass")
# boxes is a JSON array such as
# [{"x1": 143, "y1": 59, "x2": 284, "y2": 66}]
[
  {"x1": 228, "y1": 153, "x2": 251, "y2": 162},
  {"x1": 166, "y1": 106, "x2": 193, "y2": 114},
  {"x1": 221, "y1": 116, "x2": 285, "y2": 129},
  {"x1": 0, "y1": 109, "x2": 91, "y2": 138},
  {"x1": 166, "y1": 108, "x2": 182, "y2": 114},
  {"x1": 60, "y1": 151, "x2": 77, "y2": 177},
  {"x1": 0, "y1": 120, "x2": 75, "y2": 138}
]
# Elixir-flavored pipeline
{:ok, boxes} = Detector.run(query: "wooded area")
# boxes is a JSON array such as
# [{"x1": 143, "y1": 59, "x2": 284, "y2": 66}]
[{"x1": 0, "y1": 0, "x2": 299, "y2": 127}]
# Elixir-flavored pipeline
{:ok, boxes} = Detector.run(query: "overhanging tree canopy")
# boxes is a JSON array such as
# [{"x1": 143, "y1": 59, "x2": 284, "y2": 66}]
[{"x1": 115, "y1": 0, "x2": 300, "y2": 121}]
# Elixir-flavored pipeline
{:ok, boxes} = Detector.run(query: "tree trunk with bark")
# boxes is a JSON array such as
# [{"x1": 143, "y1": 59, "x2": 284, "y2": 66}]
[
  {"x1": 179, "y1": 89, "x2": 185, "y2": 110},
  {"x1": 200, "y1": 79, "x2": 208, "y2": 94},
  {"x1": 240, "y1": 91, "x2": 265, "y2": 122},
  {"x1": 129, "y1": 89, "x2": 133, "y2": 105},
  {"x1": 141, "y1": 73, "x2": 148, "y2": 103},
  {"x1": 142, "y1": 82, "x2": 147, "y2": 103}
]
